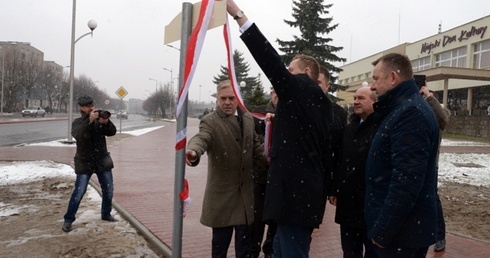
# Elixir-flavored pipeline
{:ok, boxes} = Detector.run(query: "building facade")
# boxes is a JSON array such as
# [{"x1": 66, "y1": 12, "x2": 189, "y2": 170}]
[
  {"x1": 0, "y1": 41, "x2": 63, "y2": 112},
  {"x1": 337, "y1": 15, "x2": 490, "y2": 115}
]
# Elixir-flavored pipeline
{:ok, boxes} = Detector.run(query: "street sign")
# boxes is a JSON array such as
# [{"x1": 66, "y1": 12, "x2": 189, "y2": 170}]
[
  {"x1": 116, "y1": 86, "x2": 128, "y2": 99},
  {"x1": 164, "y1": 0, "x2": 226, "y2": 44},
  {"x1": 105, "y1": 99, "x2": 110, "y2": 105}
]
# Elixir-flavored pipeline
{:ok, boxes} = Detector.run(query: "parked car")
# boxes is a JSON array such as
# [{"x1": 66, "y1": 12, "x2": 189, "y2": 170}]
[
  {"x1": 21, "y1": 106, "x2": 46, "y2": 117},
  {"x1": 117, "y1": 110, "x2": 128, "y2": 119}
]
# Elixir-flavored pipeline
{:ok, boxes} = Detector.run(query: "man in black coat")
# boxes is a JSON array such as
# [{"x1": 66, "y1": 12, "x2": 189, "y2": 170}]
[
  {"x1": 318, "y1": 67, "x2": 347, "y2": 178},
  {"x1": 62, "y1": 95, "x2": 117, "y2": 232},
  {"x1": 329, "y1": 86, "x2": 377, "y2": 258},
  {"x1": 224, "y1": 1, "x2": 334, "y2": 257},
  {"x1": 251, "y1": 87, "x2": 278, "y2": 258}
]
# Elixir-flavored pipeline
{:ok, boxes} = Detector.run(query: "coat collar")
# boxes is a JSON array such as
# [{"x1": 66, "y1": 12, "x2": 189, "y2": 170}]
[{"x1": 373, "y1": 79, "x2": 418, "y2": 118}]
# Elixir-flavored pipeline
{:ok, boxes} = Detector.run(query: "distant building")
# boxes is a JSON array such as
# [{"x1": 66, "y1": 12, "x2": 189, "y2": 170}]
[
  {"x1": 337, "y1": 15, "x2": 490, "y2": 115},
  {"x1": 189, "y1": 102, "x2": 215, "y2": 118},
  {"x1": 0, "y1": 41, "x2": 63, "y2": 111}
]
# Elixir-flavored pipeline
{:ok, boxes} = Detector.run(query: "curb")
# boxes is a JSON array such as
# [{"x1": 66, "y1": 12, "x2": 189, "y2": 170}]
[{"x1": 90, "y1": 181, "x2": 172, "y2": 258}]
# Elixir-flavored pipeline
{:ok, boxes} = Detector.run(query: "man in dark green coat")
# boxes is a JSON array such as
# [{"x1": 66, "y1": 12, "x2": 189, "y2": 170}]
[{"x1": 186, "y1": 80, "x2": 266, "y2": 258}]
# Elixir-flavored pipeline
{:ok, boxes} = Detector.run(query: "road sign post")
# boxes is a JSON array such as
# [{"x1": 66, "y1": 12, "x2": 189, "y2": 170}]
[{"x1": 115, "y1": 86, "x2": 128, "y2": 133}]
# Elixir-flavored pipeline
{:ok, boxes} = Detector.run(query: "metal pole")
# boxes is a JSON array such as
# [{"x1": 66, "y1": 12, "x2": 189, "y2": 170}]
[
  {"x1": 163, "y1": 67, "x2": 173, "y2": 88},
  {"x1": 149, "y1": 78, "x2": 158, "y2": 118},
  {"x1": 1, "y1": 46, "x2": 4, "y2": 115},
  {"x1": 172, "y1": 3, "x2": 192, "y2": 257},
  {"x1": 67, "y1": 0, "x2": 77, "y2": 143},
  {"x1": 149, "y1": 78, "x2": 158, "y2": 92},
  {"x1": 58, "y1": 85, "x2": 61, "y2": 113}
]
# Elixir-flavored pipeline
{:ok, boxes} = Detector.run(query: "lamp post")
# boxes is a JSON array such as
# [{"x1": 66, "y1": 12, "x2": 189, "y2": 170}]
[
  {"x1": 199, "y1": 85, "x2": 202, "y2": 102},
  {"x1": 149, "y1": 78, "x2": 158, "y2": 119},
  {"x1": 66, "y1": 0, "x2": 97, "y2": 143},
  {"x1": 149, "y1": 78, "x2": 158, "y2": 92},
  {"x1": 162, "y1": 67, "x2": 173, "y2": 87},
  {"x1": 1, "y1": 45, "x2": 4, "y2": 115},
  {"x1": 166, "y1": 44, "x2": 181, "y2": 51},
  {"x1": 55, "y1": 85, "x2": 62, "y2": 113}
]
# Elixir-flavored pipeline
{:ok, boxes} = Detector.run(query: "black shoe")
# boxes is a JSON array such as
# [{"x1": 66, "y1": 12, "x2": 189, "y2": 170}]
[
  {"x1": 264, "y1": 254, "x2": 274, "y2": 258},
  {"x1": 62, "y1": 222, "x2": 72, "y2": 232},
  {"x1": 434, "y1": 239, "x2": 446, "y2": 252},
  {"x1": 102, "y1": 215, "x2": 118, "y2": 222}
]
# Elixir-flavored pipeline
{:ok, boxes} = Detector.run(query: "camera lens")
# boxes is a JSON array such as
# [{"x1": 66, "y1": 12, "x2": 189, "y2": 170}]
[{"x1": 99, "y1": 110, "x2": 111, "y2": 119}]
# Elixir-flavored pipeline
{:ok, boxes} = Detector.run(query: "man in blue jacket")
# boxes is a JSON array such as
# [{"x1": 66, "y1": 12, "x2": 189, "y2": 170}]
[{"x1": 366, "y1": 53, "x2": 440, "y2": 257}]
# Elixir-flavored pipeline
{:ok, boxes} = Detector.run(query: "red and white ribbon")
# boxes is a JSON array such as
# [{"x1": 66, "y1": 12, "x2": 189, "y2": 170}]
[
  {"x1": 175, "y1": 1, "x2": 272, "y2": 155},
  {"x1": 175, "y1": 0, "x2": 214, "y2": 151}
]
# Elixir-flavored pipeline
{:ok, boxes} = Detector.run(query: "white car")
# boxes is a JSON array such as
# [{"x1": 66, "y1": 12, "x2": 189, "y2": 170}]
[
  {"x1": 21, "y1": 106, "x2": 46, "y2": 117},
  {"x1": 117, "y1": 110, "x2": 128, "y2": 119}
]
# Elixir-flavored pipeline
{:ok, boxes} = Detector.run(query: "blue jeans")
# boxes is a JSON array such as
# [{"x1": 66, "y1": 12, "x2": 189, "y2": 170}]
[
  {"x1": 64, "y1": 171, "x2": 114, "y2": 223},
  {"x1": 273, "y1": 223, "x2": 313, "y2": 258}
]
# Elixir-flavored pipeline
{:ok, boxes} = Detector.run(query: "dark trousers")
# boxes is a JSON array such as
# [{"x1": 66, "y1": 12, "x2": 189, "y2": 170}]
[
  {"x1": 273, "y1": 223, "x2": 313, "y2": 258},
  {"x1": 212, "y1": 225, "x2": 252, "y2": 258},
  {"x1": 340, "y1": 225, "x2": 376, "y2": 258},
  {"x1": 373, "y1": 245, "x2": 429, "y2": 258},
  {"x1": 436, "y1": 191, "x2": 446, "y2": 241},
  {"x1": 64, "y1": 171, "x2": 114, "y2": 223},
  {"x1": 251, "y1": 183, "x2": 277, "y2": 257}
]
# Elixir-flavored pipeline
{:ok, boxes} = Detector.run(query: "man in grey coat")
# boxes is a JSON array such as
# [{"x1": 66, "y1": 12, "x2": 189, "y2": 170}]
[{"x1": 185, "y1": 80, "x2": 266, "y2": 258}]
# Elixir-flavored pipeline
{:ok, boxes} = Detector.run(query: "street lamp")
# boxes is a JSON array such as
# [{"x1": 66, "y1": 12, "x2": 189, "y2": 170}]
[
  {"x1": 0, "y1": 45, "x2": 4, "y2": 115},
  {"x1": 55, "y1": 85, "x2": 62, "y2": 113},
  {"x1": 149, "y1": 78, "x2": 158, "y2": 92},
  {"x1": 199, "y1": 85, "x2": 202, "y2": 102},
  {"x1": 166, "y1": 44, "x2": 180, "y2": 51},
  {"x1": 162, "y1": 67, "x2": 173, "y2": 87},
  {"x1": 148, "y1": 78, "x2": 158, "y2": 119},
  {"x1": 66, "y1": 0, "x2": 97, "y2": 143}
]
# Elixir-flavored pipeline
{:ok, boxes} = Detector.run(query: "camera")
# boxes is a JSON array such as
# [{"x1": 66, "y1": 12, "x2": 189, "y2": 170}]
[
  {"x1": 414, "y1": 75, "x2": 426, "y2": 90},
  {"x1": 96, "y1": 110, "x2": 111, "y2": 119}
]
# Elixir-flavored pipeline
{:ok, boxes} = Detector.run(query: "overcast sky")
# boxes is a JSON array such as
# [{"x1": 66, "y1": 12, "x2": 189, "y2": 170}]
[{"x1": 1, "y1": 0, "x2": 489, "y2": 102}]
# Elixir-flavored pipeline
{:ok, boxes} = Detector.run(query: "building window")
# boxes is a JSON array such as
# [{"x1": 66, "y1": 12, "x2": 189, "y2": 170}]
[
  {"x1": 365, "y1": 71, "x2": 372, "y2": 79},
  {"x1": 412, "y1": 56, "x2": 431, "y2": 71},
  {"x1": 435, "y1": 46, "x2": 467, "y2": 68},
  {"x1": 473, "y1": 39, "x2": 490, "y2": 69}
]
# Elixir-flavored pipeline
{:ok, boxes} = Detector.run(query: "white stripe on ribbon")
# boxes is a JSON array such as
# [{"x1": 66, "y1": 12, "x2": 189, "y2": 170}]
[
  {"x1": 223, "y1": 18, "x2": 246, "y2": 110},
  {"x1": 175, "y1": 0, "x2": 214, "y2": 118},
  {"x1": 174, "y1": 2, "x2": 272, "y2": 154}
]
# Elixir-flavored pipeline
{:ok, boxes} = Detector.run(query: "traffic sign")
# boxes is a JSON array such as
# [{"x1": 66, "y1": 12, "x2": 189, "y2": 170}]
[{"x1": 116, "y1": 86, "x2": 128, "y2": 99}]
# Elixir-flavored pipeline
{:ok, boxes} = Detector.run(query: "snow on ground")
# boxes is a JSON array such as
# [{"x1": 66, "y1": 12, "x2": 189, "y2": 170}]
[
  {"x1": 0, "y1": 126, "x2": 164, "y2": 218},
  {"x1": 441, "y1": 139, "x2": 490, "y2": 147},
  {"x1": 26, "y1": 126, "x2": 164, "y2": 147}
]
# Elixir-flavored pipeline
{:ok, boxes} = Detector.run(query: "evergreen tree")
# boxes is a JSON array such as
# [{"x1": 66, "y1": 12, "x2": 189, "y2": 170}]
[
  {"x1": 276, "y1": 0, "x2": 346, "y2": 88},
  {"x1": 245, "y1": 73, "x2": 268, "y2": 110},
  {"x1": 212, "y1": 50, "x2": 265, "y2": 107}
]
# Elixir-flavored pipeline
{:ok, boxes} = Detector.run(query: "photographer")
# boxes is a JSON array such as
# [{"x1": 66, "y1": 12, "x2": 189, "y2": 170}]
[
  {"x1": 420, "y1": 83, "x2": 451, "y2": 252},
  {"x1": 62, "y1": 95, "x2": 118, "y2": 232}
]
